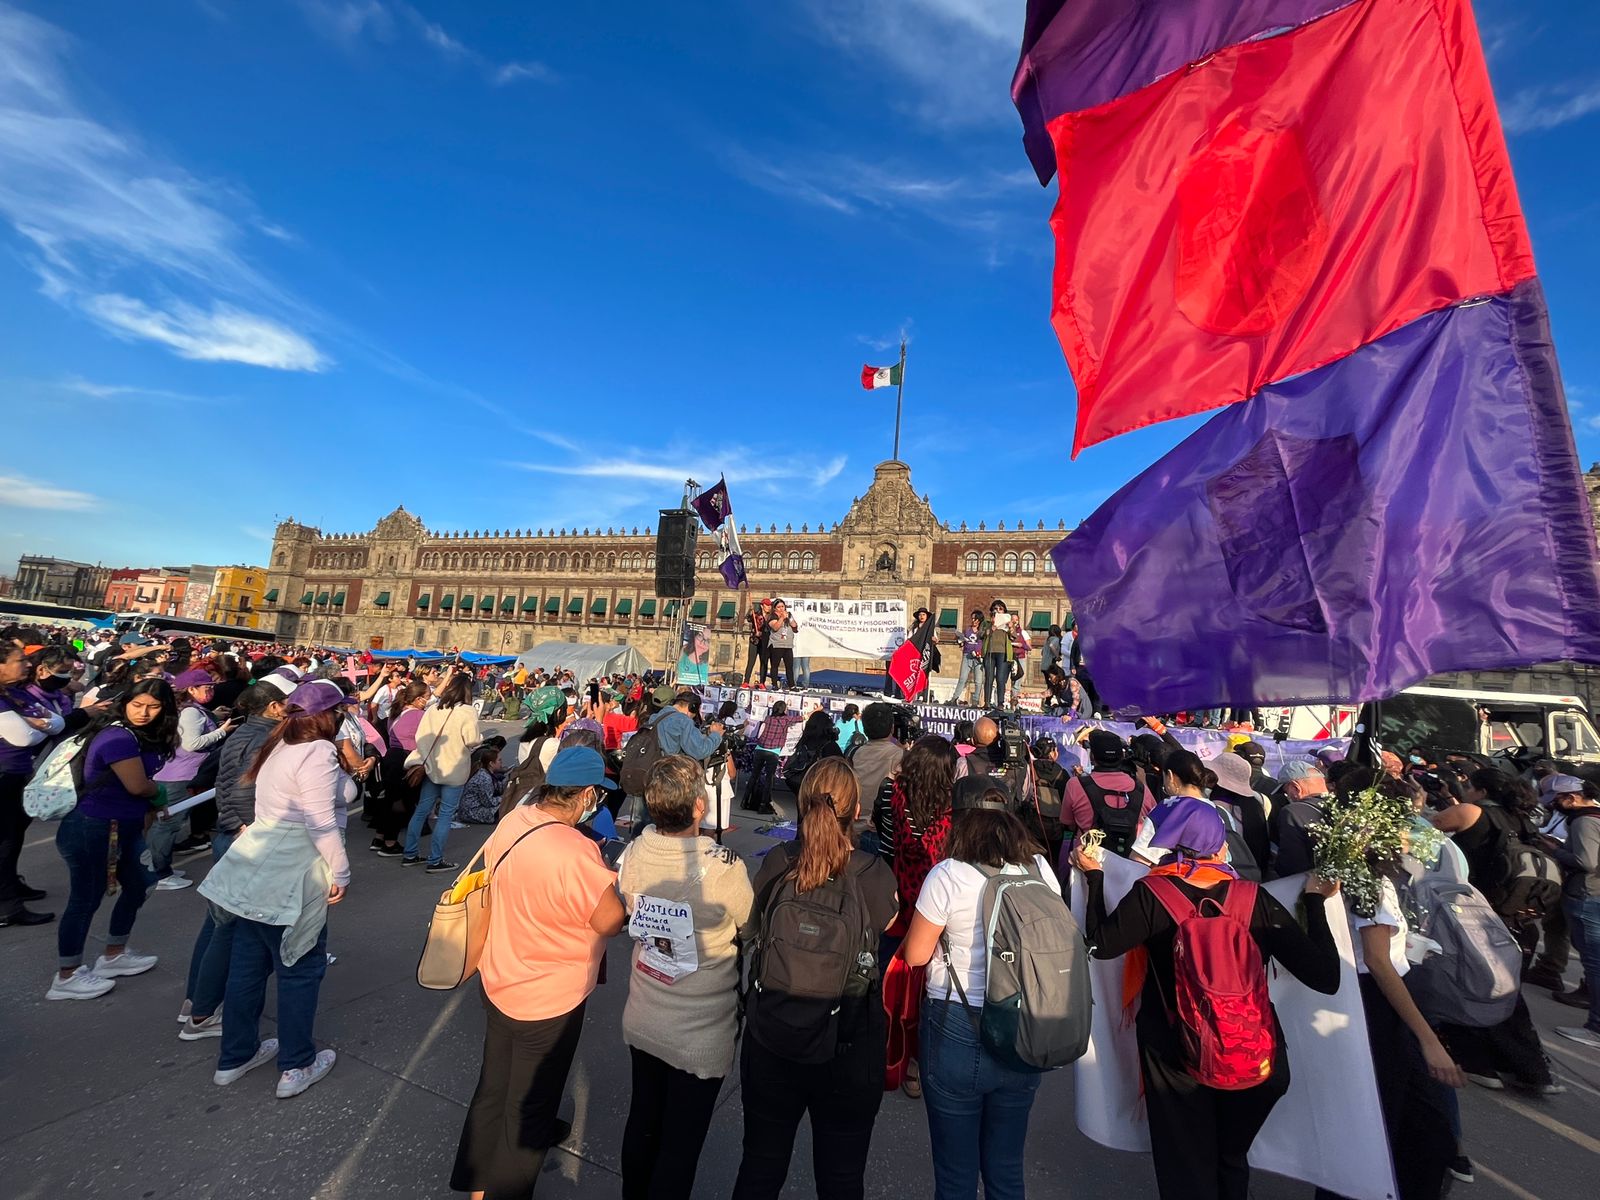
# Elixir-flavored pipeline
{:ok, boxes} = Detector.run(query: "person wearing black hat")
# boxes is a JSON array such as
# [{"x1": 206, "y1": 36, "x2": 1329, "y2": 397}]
[
  {"x1": 1059, "y1": 729, "x2": 1153, "y2": 869},
  {"x1": 885, "y1": 607, "x2": 941, "y2": 700}
]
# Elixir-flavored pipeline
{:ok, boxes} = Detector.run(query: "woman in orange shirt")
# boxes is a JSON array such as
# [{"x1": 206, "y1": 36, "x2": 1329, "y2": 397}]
[{"x1": 451, "y1": 746, "x2": 627, "y2": 1200}]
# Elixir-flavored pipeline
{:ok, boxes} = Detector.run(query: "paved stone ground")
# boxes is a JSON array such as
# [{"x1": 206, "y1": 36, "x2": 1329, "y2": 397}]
[{"x1": 3, "y1": 728, "x2": 1598, "y2": 1198}]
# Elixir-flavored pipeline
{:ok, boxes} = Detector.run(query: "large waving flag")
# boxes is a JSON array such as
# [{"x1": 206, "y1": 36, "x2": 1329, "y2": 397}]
[
  {"x1": 1020, "y1": 0, "x2": 1532, "y2": 455},
  {"x1": 1015, "y1": 0, "x2": 1600, "y2": 713},
  {"x1": 690, "y1": 477, "x2": 748, "y2": 589}
]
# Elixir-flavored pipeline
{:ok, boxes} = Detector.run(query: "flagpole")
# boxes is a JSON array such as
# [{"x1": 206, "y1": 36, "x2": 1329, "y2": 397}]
[{"x1": 893, "y1": 338, "x2": 907, "y2": 462}]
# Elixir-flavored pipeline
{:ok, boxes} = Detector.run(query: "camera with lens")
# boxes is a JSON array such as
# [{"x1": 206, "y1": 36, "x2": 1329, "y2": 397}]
[{"x1": 891, "y1": 703, "x2": 922, "y2": 745}]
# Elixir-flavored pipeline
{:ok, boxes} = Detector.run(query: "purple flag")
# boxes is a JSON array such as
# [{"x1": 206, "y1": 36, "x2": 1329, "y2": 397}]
[
  {"x1": 1012, "y1": 0, "x2": 1353, "y2": 184},
  {"x1": 691, "y1": 478, "x2": 732, "y2": 531},
  {"x1": 1055, "y1": 280, "x2": 1600, "y2": 713}
]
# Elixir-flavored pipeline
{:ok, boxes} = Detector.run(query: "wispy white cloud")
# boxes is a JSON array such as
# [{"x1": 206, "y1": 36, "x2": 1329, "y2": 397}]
[
  {"x1": 297, "y1": 1, "x2": 556, "y2": 87},
  {"x1": 1500, "y1": 80, "x2": 1600, "y2": 134},
  {"x1": 0, "y1": 473, "x2": 98, "y2": 511},
  {"x1": 801, "y1": 0, "x2": 1019, "y2": 129},
  {"x1": 55, "y1": 376, "x2": 219, "y2": 405},
  {"x1": 858, "y1": 320, "x2": 915, "y2": 354},
  {"x1": 0, "y1": 4, "x2": 327, "y2": 369},
  {"x1": 506, "y1": 449, "x2": 849, "y2": 491}
]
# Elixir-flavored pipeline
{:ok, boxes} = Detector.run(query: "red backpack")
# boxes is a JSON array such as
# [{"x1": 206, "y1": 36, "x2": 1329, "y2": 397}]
[{"x1": 1143, "y1": 876, "x2": 1276, "y2": 1090}]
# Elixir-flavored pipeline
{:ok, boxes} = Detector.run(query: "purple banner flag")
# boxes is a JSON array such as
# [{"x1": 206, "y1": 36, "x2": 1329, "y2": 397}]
[
  {"x1": 691, "y1": 478, "x2": 732, "y2": 531},
  {"x1": 1055, "y1": 280, "x2": 1600, "y2": 713},
  {"x1": 1012, "y1": 0, "x2": 1353, "y2": 183}
]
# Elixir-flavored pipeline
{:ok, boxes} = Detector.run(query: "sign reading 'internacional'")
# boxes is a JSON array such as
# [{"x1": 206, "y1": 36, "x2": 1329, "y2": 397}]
[{"x1": 790, "y1": 597, "x2": 906, "y2": 660}]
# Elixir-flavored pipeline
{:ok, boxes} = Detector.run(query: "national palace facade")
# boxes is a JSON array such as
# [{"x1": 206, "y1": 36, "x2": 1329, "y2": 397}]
[{"x1": 261, "y1": 460, "x2": 1077, "y2": 673}]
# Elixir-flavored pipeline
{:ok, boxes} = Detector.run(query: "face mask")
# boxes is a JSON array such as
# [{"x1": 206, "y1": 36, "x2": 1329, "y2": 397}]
[{"x1": 40, "y1": 675, "x2": 72, "y2": 692}]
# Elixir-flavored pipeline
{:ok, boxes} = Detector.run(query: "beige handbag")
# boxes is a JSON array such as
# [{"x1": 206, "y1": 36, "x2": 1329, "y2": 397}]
[{"x1": 416, "y1": 822, "x2": 554, "y2": 990}]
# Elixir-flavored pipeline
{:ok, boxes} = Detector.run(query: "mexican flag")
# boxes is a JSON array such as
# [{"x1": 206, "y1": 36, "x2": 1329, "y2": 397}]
[{"x1": 861, "y1": 362, "x2": 903, "y2": 390}]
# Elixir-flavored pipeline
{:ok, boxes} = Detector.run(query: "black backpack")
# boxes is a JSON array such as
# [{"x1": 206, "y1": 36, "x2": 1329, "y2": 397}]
[
  {"x1": 1482, "y1": 806, "x2": 1563, "y2": 922},
  {"x1": 498, "y1": 739, "x2": 550, "y2": 819},
  {"x1": 1077, "y1": 775, "x2": 1146, "y2": 858},
  {"x1": 618, "y1": 722, "x2": 664, "y2": 796},
  {"x1": 747, "y1": 848, "x2": 878, "y2": 1064}
]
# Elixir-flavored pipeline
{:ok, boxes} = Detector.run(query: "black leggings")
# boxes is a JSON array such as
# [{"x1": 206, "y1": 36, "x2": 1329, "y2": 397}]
[
  {"x1": 453, "y1": 991, "x2": 587, "y2": 1199},
  {"x1": 766, "y1": 648, "x2": 794, "y2": 687},
  {"x1": 621, "y1": 1046, "x2": 723, "y2": 1200},
  {"x1": 743, "y1": 641, "x2": 766, "y2": 685},
  {"x1": 0, "y1": 773, "x2": 32, "y2": 916}
]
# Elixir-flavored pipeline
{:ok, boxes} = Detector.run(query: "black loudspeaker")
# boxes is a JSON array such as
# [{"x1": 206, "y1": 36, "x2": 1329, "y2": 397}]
[{"x1": 655, "y1": 509, "x2": 698, "y2": 599}]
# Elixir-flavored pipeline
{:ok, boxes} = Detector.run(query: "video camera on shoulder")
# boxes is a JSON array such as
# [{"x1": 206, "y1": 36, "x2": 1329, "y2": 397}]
[{"x1": 892, "y1": 703, "x2": 922, "y2": 744}]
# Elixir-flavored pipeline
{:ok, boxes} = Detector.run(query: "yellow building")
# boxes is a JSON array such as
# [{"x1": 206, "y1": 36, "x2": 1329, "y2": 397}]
[{"x1": 204, "y1": 566, "x2": 269, "y2": 629}]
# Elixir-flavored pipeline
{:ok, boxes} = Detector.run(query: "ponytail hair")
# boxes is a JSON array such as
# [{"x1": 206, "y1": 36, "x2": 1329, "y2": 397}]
[
  {"x1": 1164, "y1": 749, "x2": 1217, "y2": 793},
  {"x1": 243, "y1": 709, "x2": 339, "y2": 784},
  {"x1": 792, "y1": 757, "x2": 860, "y2": 893}
]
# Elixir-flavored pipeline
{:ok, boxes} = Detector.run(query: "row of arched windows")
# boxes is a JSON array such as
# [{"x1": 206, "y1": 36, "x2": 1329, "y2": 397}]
[
  {"x1": 695, "y1": 550, "x2": 817, "y2": 572},
  {"x1": 312, "y1": 551, "x2": 365, "y2": 569},
  {"x1": 962, "y1": 551, "x2": 1053, "y2": 575},
  {"x1": 415, "y1": 550, "x2": 658, "y2": 573}
]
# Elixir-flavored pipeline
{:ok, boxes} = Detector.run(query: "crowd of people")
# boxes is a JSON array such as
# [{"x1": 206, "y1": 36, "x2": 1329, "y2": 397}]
[{"x1": 1, "y1": 614, "x2": 1597, "y2": 1200}]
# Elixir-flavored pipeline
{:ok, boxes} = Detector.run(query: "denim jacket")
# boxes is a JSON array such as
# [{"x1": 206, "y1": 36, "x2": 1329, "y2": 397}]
[{"x1": 197, "y1": 817, "x2": 332, "y2": 966}]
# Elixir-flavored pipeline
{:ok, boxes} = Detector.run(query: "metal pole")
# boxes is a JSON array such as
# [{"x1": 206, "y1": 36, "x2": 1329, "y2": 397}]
[{"x1": 893, "y1": 338, "x2": 907, "y2": 462}]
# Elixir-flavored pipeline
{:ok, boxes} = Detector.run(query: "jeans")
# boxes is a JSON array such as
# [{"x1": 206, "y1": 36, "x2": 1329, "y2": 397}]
[
  {"x1": 983, "y1": 653, "x2": 1010, "y2": 708},
  {"x1": 185, "y1": 831, "x2": 239, "y2": 1018},
  {"x1": 795, "y1": 658, "x2": 811, "y2": 688},
  {"x1": 405, "y1": 778, "x2": 464, "y2": 863},
  {"x1": 741, "y1": 750, "x2": 780, "y2": 812},
  {"x1": 621, "y1": 1046, "x2": 723, "y2": 1200},
  {"x1": 144, "y1": 807, "x2": 187, "y2": 879},
  {"x1": 921, "y1": 999, "x2": 1041, "y2": 1200},
  {"x1": 731, "y1": 1028, "x2": 885, "y2": 1200},
  {"x1": 55, "y1": 809, "x2": 149, "y2": 969},
  {"x1": 1564, "y1": 894, "x2": 1600, "y2": 1033},
  {"x1": 219, "y1": 916, "x2": 329, "y2": 1073},
  {"x1": 950, "y1": 657, "x2": 983, "y2": 705}
]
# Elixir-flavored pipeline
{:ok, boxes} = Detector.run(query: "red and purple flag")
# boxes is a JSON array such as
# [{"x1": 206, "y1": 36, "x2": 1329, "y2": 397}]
[
  {"x1": 1023, "y1": 0, "x2": 1532, "y2": 454},
  {"x1": 1055, "y1": 282, "x2": 1600, "y2": 712}
]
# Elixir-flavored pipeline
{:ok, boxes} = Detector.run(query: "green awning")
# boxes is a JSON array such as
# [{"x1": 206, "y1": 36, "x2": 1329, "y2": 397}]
[
  {"x1": 264, "y1": 589, "x2": 279, "y2": 602},
  {"x1": 690, "y1": 600, "x2": 708, "y2": 619},
  {"x1": 938, "y1": 608, "x2": 958, "y2": 628},
  {"x1": 665, "y1": 600, "x2": 680, "y2": 617},
  {"x1": 480, "y1": 595, "x2": 496, "y2": 611},
  {"x1": 639, "y1": 599, "x2": 657, "y2": 616},
  {"x1": 458, "y1": 593, "x2": 474, "y2": 609},
  {"x1": 566, "y1": 597, "x2": 583, "y2": 614},
  {"x1": 615, "y1": 598, "x2": 633, "y2": 615},
  {"x1": 591, "y1": 598, "x2": 607, "y2": 615},
  {"x1": 373, "y1": 591, "x2": 390, "y2": 607},
  {"x1": 439, "y1": 594, "x2": 454, "y2": 610},
  {"x1": 315, "y1": 591, "x2": 330, "y2": 605},
  {"x1": 500, "y1": 596, "x2": 515, "y2": 612},
  {"x1": 717, "y1": 601, "x2": 736, "y2": 619},
  {"x1": 299, "y1": 591, "x2": 314, "y2": 606},
  {"x1": 331, "y1": 591, "x2": 346, "y2": 606},
  {"x1": 1028, "y1": 612, "x2": 1053, "y2": 631},
  {"x1": 544, "y1": 597, "x2": 560, "y2": 613},
  {"x1": 521, "y1": 596, "x2": 538, "y2": 612},
  {"x1": 416, "y1": 594, "x2": 430, "y2": 609}
]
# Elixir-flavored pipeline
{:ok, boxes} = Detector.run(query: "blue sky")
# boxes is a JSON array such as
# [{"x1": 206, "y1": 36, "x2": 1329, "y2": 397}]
[{"x1": 3, "y1": 0, "x2": 1598, "y2": 570}]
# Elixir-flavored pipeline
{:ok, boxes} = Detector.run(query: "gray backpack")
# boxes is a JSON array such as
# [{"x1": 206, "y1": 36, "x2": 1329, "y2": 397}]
[
  {"x1": 1402, "y1": 873, "x2": 1521, "y2": 1028},
  {"x1": 940, "y1": 859, "x2": 1093, "y2": 1072}
]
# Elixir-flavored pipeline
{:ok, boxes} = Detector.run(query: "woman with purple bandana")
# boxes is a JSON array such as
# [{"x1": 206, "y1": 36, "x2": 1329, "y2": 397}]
[{"x1": 149, "y1": 666, "x2": 239, "y2": 889}]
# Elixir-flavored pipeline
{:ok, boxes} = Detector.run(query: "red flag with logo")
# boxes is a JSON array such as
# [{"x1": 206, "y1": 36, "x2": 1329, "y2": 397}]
[
  {"x1": 888, "y1": 641, "x2": 929, "y2": 701},
  {"x1": 1043, "y1": 0, "x2": 1532, "y2": 454}
]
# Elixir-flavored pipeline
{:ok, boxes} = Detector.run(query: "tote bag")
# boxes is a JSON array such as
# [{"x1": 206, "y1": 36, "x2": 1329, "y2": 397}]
[{"x1": 416, "y1": 821, "x2": 553, "y2": 990}]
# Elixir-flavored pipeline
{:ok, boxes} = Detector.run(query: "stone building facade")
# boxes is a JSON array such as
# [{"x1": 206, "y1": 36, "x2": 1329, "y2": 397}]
[{"x1": 260, "y1": 461, "x2": 1078, "y2": 675}]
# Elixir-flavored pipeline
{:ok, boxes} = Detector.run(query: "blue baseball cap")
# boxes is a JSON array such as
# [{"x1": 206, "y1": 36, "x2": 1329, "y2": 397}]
[{"x1": 545, "y1": 745, "x2": 617, "y2": 790}]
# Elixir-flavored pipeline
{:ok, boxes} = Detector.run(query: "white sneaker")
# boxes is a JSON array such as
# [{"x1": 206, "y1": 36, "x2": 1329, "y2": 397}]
[
  {"x1": 276, "y1": 1049, "x2": 337, "y2": 1098},
  {"x1": 45, "y1": 966, "x2": 115, "y2": 1001},
  {"x1": 154, "y1": 875, "x2": 193, "y2": 891},
  {"x1": 177, "y1": 998, "x2": 193, "y2": 1024},
  {"x1": 1556, "y1": 1026, "x2": 1600, "y2": 1050},
  {"x1": 178, "y1": 1013, "x2": 224, "y2": 1041},
  {"x1": 171, "y1": 868, "x2": 187, "y2": 879},
  {"x1": 214, "y1": 1039, "x2": 280, "y2": 1086},
  {"x1": 94, "y1": 950, "x2": 158, "y2": 978}
]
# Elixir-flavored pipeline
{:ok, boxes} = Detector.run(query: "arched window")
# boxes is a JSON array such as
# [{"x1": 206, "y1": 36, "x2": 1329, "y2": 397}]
[
  {"x1": 558, "y1": 553, "x2": 569, "y2": 570},
  {"x1": 387, "y1": 555, "x2": 396, "y2": 568},
  {"x1": 756, "y1": 552, "x2": 769, "y2": 570},
  {"x1": 533, "y1": 553, "x2": 544, "y2": 570},
  {"x1": 697, "y1": 552, "x2": 711, "y2": 569},
  {"x1": 981, "y1": 552, "x2": 996, "y2": 574},
  {"x1": 1021, "y1": 552, "x2": 1036, "y2": 574},
  {"x1": 858, "y1": 555, "x2": 866, "y2": 571},
  {"x1": 607, "y1": 553, "x2": 616, "y2": 569},
  {"x1": 275, "y1": 552, "x2": 285, "y2": 567},
  {"x1": 964, "y1": 552, "x2": 979, "y2": 573},
  {"x1": 789, "y1": 552, "x2": 801, "y2": 571},
  {"x1": 645, "y1": 552, "x2": 656, "y2": 569},
  {"x1": 582, "y1": 553, "x2": 592, "y2": 570},
  {"x1": 1003, "y1": 552, "x2": 1019, "y2": 574},
  {"x1": 801, "y1": 552, "x2": 815, "y2": 572},
  {"x1": 1044, "y1": 555, "x2": 1057, "y2": 575}
]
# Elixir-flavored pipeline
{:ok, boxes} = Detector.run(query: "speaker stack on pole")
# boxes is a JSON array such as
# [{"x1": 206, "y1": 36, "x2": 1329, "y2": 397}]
[{"x1": 656, "y1": 505, "x2": 698, "y2": 683}]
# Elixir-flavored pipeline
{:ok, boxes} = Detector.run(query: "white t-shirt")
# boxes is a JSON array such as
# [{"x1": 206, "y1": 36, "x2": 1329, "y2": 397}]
[
  {"x1": 916, "y1": 855, "x2": 1061, "y2": 1006},
  {"x1": 1348, "y1": 879, "x2": 1409, "y2": 977}
]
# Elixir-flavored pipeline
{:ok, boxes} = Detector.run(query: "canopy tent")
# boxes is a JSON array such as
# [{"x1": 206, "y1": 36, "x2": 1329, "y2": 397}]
[
  {"x1": 459, "y1": 651, "x2": 517, "y2": 666},
  {"x1": 368, "y1": 649, "x2": 450, "y2": 660},
  {"x1": 514, "y1": 640, "x2": 653, "y2": 680}
]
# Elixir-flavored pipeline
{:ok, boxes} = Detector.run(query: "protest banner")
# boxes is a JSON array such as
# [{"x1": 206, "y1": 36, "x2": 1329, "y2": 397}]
[
  {"x1": 676, "y1": 621, "x2": 710, "y2": 685},
  {"x1": 789, "y1": 597, "x2": 907, "y2": 660}
]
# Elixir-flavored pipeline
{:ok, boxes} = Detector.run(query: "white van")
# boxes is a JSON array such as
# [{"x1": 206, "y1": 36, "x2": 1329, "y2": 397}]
[{"x1": 1365, "y1": 685, "x2": 1600, "y2": 764}]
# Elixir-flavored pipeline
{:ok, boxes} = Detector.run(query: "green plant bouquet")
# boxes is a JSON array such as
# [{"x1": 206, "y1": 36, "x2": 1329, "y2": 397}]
[{"x1": 1309, "y1": 786, "x2": 1416, "y2": 917}]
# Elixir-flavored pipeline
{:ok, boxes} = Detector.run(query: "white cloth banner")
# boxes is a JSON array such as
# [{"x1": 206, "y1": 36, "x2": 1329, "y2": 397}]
[
  {"x1": 790, "y1": 597, "x2": 906, "y2": 659},
  {"x1": 1069, "y1": 855, "x2": 1397, "y2": 1200}
]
